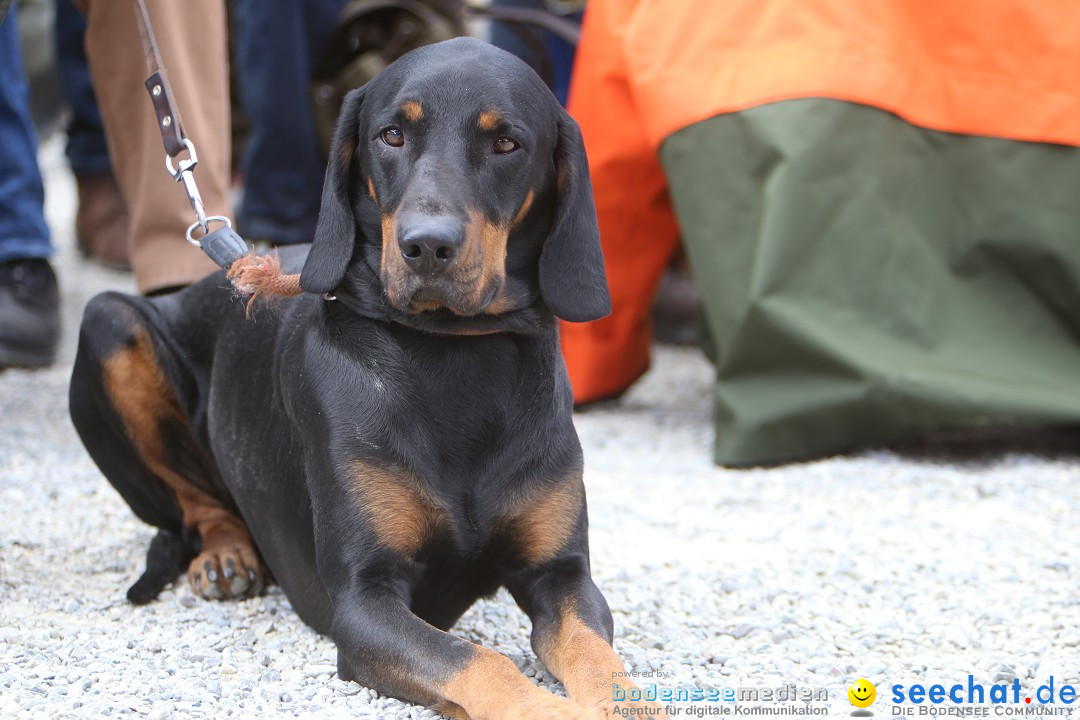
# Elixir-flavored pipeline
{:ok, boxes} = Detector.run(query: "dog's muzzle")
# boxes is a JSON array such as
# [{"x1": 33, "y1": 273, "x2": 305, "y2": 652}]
[{"x1": 397, "y1": 215, "x2": 463, "y2": 277}]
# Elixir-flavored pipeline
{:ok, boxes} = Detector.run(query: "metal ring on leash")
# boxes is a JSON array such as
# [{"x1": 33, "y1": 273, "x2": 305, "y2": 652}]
[
  {"x1": 164, "y1": 138, "x2": 198, "y2": 178},
  {"x1": 185, "y1": 215, "x2": 232, "y2": 247}
]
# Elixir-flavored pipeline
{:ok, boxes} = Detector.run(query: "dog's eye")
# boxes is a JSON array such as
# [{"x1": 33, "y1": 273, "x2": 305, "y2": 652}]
[
  {"x1": 380, "y1": 127, "x2": 404, "y2": 147},
  {"x1": 493, "y1": 137, "x2": 518, "y2": 154}
]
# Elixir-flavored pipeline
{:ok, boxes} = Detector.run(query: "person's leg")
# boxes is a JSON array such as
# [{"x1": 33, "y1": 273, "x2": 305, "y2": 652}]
[
  {"x1": 79, "y1": 0, "x2": 228, "y2": 294},
  {"x1": 0, "y1": 1, "x2": 59, "y2": 367},
  {"x1": 489, "y1": 0, "x2": 546, "y2": 74},
  {"x1": 231, "y1": 0, "x2": 346, "y2": 246},
  {"x1": 0, "y1": 1, "x2": 50, "y2": 264},
  {"x1": 489, "y1": 0, "x2": 580, "y2": 105},
  {"x1": 302, "y1": 0, "x2": 346, "y2": 72},
  {"x1": 55, "y1": 0, "x2": 108, "y2": 178},
  {"x1": 55, "y1": 0, "x2": 129, "y2": 269}
]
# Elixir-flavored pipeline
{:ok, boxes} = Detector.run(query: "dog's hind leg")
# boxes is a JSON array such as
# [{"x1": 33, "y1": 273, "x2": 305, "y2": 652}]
[{"x1": 70, "y1": 292, "x2": 265, "y2": 602}]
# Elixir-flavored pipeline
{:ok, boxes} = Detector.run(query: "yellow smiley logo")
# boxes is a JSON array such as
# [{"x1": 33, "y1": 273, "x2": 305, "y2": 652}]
[{"x1": 848, "y1": 678, "x2": 876, "y2": 708}]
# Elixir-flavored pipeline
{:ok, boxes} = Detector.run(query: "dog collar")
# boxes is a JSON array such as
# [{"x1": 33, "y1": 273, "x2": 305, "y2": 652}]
[{"x1": 326, "y1": 286, "x2": 554, "y2": 337}]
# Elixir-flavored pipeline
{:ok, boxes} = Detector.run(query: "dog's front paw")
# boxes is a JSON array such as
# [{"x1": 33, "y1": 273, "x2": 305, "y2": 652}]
[{"x1": 188, "y1": 544, "x2": 264, "y2": 600}]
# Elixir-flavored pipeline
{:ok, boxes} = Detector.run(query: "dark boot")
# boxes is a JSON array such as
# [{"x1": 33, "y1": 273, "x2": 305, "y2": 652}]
[{"x1": 0, "y1": 258, "x2": 60, "y2": 368}]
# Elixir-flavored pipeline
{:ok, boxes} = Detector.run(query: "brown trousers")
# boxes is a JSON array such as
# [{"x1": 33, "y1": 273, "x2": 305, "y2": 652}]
[{"x1": 76, "y1": 0, "x2": 230, "y2": 294}]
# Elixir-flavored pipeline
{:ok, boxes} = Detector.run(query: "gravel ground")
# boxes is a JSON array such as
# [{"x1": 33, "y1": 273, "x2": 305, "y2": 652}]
[{"x1": 3, "y1": 140, "x2": 1080, "y2": 719}]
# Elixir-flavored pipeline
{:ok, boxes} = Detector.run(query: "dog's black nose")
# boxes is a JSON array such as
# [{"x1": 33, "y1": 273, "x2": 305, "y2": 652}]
[{"x1": 398, "y1": 218, "x2": 463, "y2": 275}]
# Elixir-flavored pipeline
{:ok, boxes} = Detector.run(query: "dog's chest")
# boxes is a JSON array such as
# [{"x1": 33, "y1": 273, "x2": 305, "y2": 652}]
[
  {"x1": 402, "y1": 488, "x2": 553, "y2": 612},
  {"x1": 349, "y1": 453, "x2": 551, "y2": 558},
  {"x1": 331, "y1": 328, "x2": 578, "y2": 578},
  {"x1": 352, "y1": 330, "x2": 563, "y2": 467}
]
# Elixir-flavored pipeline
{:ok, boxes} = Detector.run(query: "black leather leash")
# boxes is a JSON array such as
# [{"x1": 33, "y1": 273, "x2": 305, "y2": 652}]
[{"x1": 132, "y1": 0, "x2": 248, "y2": 270}]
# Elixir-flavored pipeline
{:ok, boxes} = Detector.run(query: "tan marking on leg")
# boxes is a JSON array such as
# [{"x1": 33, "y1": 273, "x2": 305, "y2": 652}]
[
  {"x1": 103, "y1": 328, "x2": 262, "y2": 596},
  {"x1": 538, "y1": 607, "x2": 668, "y2": 718},
  {"x1": 401, "y1": 100, "x2": 424, "y2": 122},
  {"x1": 349, "y1": 462, "x2": 449, "y2": 557},
  {"x1": 477, "y1": 110, "x2": 501, "y2": 131},
  {"x1": 501, "y1": 476, "x2": 584, "y2": 566},
  {"x1": 104, "y1": 328, "x2": 221, "y2": 519},
  {"x1": 539, "y1": 610, "x2": 622, "y2": 705},
  {"x1": 435, "y1": 647, "x2": 590, "y2": 720}
]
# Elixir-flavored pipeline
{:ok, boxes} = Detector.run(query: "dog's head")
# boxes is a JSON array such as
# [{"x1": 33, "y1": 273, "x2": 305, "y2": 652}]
[{"x1": 299, "y1": 37, "x2": 610, "y2": 327}]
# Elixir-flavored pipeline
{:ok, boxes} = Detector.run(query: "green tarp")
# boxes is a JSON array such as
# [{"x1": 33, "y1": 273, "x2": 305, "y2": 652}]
[{"x1": 660, "y1": 99, "x2": 1080, "y2": 466}]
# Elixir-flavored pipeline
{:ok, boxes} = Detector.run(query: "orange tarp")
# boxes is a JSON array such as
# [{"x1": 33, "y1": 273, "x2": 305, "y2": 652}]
[{"x1": 562, "y1": 0, "x2": 1080, "y2": 403}]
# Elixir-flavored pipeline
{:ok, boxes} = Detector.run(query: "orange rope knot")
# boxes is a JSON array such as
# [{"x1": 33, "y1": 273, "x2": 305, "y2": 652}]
[{"x1": 226, "y1": 252, "x2": 304, "y2": 316}]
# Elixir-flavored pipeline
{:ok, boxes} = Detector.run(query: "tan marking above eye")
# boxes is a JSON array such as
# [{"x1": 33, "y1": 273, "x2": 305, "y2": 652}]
[
  {"x1": 478, "y1": 110, "x2": 501, "y2": 131},
  {"x1": 401, "y1": 100, "x2": 423, "y2": 122}
]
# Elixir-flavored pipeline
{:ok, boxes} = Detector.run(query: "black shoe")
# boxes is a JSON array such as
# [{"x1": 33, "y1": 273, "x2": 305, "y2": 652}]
[{"x1": 0, "y1": 258, "x2": 60, "y2": 368}]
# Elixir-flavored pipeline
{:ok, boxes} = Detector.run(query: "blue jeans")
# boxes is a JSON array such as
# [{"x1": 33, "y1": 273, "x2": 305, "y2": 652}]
[
  {"x1": 55, "y1": 0, "x2": 111, "y2": 177},
  {"x1": 0, "y1": 1, "x2": 52, "y2": 263},
  {"x1": 230, "y1": 0, "x2": 347, "y2": 246}
]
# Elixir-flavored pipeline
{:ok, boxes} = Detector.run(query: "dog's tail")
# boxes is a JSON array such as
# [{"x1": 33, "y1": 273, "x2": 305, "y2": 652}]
[{"x1": 126, "y1": 528, "x2": 196, "y2": 605}]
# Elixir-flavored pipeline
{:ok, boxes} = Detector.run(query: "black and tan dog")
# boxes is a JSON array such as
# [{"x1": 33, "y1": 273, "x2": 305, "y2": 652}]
[{"x1": 70, "y1": 38, "x2": 666, "y2": 719}]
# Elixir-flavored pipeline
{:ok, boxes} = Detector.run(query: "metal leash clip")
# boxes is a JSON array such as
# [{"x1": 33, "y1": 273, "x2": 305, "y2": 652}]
[
  {"x1": 165, "y1": 138, "x2": 208, "y2": 239},
  {"x1": 164, "y1": 138, "x2": 248, "y2": 269}
]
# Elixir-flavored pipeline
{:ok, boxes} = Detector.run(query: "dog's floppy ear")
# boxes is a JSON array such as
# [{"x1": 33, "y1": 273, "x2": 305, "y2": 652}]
[
  {"x1": 300, "y1": 87, "x2": 366, "y2": 295},
  {"x1": 538, "y1": 110, "x2": 611, "y2": 322}
]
